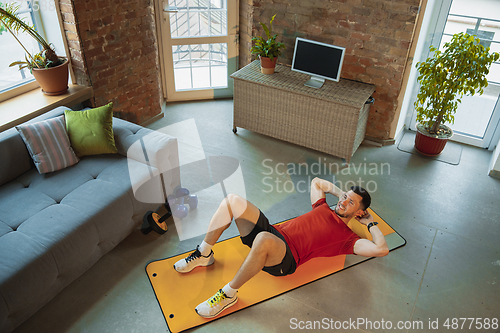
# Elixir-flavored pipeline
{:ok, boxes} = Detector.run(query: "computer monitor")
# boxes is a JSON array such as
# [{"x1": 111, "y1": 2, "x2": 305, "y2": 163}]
[{"x1": 291, "y1": 37, "x2": 345, "y2": 88}]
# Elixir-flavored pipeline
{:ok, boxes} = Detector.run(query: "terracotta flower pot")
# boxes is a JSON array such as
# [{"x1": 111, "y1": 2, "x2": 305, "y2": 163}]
[
  {"x1": 32, "y1": 58, "x2": 69, "y2": 96},
  {"x1": 414, "y1": 124, "x2": 453, "y2": 156},
  {"x1": 259, "y1": 56, "x2": 278, "y2": 74}
]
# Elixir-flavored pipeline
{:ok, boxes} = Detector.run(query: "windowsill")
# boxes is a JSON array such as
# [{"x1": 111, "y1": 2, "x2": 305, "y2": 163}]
[{"x1": 0, "y1": 84, "x2": 93, "y2": 133}]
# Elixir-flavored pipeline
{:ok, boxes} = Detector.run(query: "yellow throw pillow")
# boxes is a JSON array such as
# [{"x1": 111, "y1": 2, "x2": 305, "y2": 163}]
[{"x1": 64, "y1": 103, "x2": 117, "y2": 157}]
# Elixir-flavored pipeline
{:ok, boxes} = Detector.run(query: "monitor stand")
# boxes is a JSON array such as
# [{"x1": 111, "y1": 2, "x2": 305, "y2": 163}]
[{"x1": 304, "y1": 76, "x2": 325, "y2": 89}]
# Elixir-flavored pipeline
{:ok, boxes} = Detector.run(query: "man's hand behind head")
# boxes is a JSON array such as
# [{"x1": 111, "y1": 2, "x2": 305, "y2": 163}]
[{"x1": 355, "y1": 211, "x2": 374, "y2": 226}]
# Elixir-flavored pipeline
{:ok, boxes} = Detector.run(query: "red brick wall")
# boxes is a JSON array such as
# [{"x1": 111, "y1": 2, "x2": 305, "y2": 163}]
[
  {"x1": 239, "y1": 0, "x2": 255, "y2": 67},
  {"x1": 240, "y1": 0, "x2": 421, "y2": 139},
  {"x1": 59, "y1": 0, "x2": 162, "y2": 124}
]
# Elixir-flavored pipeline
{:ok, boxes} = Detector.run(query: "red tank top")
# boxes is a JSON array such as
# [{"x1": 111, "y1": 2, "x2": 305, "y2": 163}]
[{"x1": 273, "y1": 198, "x2": 361, "y2": 267}]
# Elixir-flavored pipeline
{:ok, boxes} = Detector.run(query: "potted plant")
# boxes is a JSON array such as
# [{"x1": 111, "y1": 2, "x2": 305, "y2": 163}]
[
  {"x1": 251, "y1": 14, "x2": 285, "y2": 74},
  {"x1": 413, "y1": 32, "x2": 499, "y2": 155},
  {"x1": 0, "y1": 3, "x2": 69, "y2": 95}
]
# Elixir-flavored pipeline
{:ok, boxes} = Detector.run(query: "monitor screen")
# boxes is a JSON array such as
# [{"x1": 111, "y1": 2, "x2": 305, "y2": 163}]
[{"x1": 291, "y1": 38, "x2": 345, "y2": 85}]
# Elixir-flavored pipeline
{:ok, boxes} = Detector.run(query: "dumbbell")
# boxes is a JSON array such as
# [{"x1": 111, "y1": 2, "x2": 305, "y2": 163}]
[{"x1": 167, "y1": 187, "x2": 198, "y2": 219}]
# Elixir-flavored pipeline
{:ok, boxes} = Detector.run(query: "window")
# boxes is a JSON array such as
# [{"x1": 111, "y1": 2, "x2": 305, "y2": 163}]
[
  {"x1": 405, "y1": 0, "x2": 500, "y2": 149},
  {"x1": 0, "y1": 0, "x2": 43, "y2": 94}
]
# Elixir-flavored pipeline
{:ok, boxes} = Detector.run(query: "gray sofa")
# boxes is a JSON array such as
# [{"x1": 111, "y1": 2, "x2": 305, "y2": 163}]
[{"x1": 0, "y1": 106, "x2": 179, "y2": 332}]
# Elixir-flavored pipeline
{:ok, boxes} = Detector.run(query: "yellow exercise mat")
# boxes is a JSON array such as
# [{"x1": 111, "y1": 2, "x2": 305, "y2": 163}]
[{"x1": 145, "y1": 208, "x2": 405, "y2": 333}]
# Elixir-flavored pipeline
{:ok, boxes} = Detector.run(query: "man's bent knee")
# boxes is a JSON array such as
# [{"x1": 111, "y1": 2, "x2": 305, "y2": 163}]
[
  {"x1": 252, "y1": 232, "x2": 284, "y2": 253},
  {"x1": 252, "y1": 232, "x2": 286, "y2": 266},
  {"x1": 223, "y1": 194, "x2": 248, "y2": 218}
]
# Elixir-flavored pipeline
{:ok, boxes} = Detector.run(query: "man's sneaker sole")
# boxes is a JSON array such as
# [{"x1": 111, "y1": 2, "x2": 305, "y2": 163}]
[{"x1": 195, "y1": 294, "x2": 238, "y2": 318}]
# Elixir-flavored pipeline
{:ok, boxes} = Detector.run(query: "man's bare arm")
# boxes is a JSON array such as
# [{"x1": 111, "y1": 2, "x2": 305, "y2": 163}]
[
  {"x1": 353, "y1": 212, "x2": 389, "y2": 257},
  {"x1": 310, "y1": 177, "x2": 344, "y2": 205}
]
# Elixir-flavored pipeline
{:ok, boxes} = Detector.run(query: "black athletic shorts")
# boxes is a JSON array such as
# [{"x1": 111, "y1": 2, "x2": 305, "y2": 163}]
[{"x1": 240, "y1": 210, "x2": 297, "y2": 277}]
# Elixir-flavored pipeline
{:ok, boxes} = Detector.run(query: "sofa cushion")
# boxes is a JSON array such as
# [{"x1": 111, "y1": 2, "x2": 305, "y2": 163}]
[
  {"x1": 73, "y1": 154, "x2": 124, "y2": 179},
  {"x1": 16, "y1": 115, "x2": 79, "y2": 174},
  {"x1": 0, "y1": 182, "x2": 56, "y2": 230},
  {"x1": 64, "y1": 103, "x2": 117, "y2": 157},
  {"x1": 16, "y1": 202, "x2": 100, "y2": 260},
  {"x1": 59, "y1": 177, "x2": 135, "y2": 253},
  {"x1": 16, "y1": 164, "x2": 94, "y2": 204},
  {"x1": 0, "y1": 232, "x2": 60, "y2": 321},
  {"x1": 0, "y1": 128, "x2": 33, "y2": 187},
  {"x1": 71, "y1": 155, "x2": 156, "y2": 230},
  {"x1": 0, "y1": 223, "x2": 11, "y2": 238}
]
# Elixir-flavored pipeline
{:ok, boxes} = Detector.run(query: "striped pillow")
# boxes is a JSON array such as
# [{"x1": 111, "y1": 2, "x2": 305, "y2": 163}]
[{"x1": 16, "y1": 115, "x2": 79, "y2": 174}]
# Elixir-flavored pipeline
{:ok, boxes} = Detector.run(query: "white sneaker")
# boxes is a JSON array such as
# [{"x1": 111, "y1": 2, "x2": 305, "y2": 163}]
[
  {"x1": 173, "y1": 246, "x2": 215, "y2": 273},
  {"x1": 195, "y1": 289, "x2": 238, "y2": 318}
]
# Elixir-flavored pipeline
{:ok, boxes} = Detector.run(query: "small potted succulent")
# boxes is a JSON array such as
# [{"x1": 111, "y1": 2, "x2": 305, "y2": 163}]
[
  {"x1": 251, "y1": 14, "x2": 285, "y2": 74},
  {"x1": 0, "y1": 3, "x2": 69, "y2": 95},
  {"x1": 414, "y1": 32, "x2": 499, "y2": 155}
]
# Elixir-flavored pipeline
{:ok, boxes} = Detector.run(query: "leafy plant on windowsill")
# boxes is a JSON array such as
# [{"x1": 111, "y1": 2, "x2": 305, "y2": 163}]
[
  {"x1": 414, "y1": 32, "x2": 499, "y2": 137},
  {"x1": 251, "y1": 14, "x2": 285, "y2": 61},
  {"x1": 0, "y1": 3, "x2": 6, "y2": 35},
  {"x1": 0, "y1": 2, "x2": 62, "y2": 72}
]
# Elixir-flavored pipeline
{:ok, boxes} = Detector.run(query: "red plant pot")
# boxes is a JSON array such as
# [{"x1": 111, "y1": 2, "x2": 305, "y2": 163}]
[
  {"x1": 259, "y1": 56, "x2": 278, "y2": 74},
  {"x1": 414, "y1": 125, "x2": 452, "y2": 156}
]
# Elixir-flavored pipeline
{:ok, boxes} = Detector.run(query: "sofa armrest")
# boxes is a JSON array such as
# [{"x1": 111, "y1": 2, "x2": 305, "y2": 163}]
[{"x1": 113, "y1": 118, "x2": 180, "y2": 203}]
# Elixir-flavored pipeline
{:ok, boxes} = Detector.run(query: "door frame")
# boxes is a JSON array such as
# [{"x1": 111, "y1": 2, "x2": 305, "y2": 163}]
[{"x1": 154, "y1": 0, "x2": 239, "y2": 102}]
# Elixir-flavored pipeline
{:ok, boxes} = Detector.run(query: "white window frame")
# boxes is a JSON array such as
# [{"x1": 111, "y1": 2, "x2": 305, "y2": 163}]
[
  {"x1": 0, "y1": 2, "x2": 41, "y2": 100},
  {"x1": 0, "y1": 0, "x2": 71, "y2": 103}
]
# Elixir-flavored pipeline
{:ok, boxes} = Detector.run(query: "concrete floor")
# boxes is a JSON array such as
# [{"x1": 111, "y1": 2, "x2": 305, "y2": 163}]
[{"x1": 13, "y1": 99, "x2": 500, "y2": 333}]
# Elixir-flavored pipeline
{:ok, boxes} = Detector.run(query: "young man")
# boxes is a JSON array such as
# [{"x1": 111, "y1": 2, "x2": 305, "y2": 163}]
[{"x1": 173, "y1": 177, "x2": 389, "y2": 318}]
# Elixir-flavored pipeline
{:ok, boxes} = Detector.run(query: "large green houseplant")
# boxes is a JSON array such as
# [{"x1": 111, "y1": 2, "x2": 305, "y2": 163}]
[
  {"x1": 414, "y1": 32, "x2": 499, "y2": 155},
  {"x1": 0, "y1": 3, "x2": 6, "y2": 36},
  {"x1": 251, "y1": 14, "x2": 285, "y2": 74},
  {"x1": 0, "y1": 2, "x2": 69, "y2": 95}
]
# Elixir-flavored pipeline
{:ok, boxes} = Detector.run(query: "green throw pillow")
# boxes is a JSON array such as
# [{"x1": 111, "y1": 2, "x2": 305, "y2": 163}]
[{"x1": 64, "y1": 103, "x2": 117, "y2": 157}]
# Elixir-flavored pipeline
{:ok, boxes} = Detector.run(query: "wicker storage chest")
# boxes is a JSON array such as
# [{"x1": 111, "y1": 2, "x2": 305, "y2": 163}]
[{"x1": 231, "y1": 61, "x2": 376, "y2": 162}]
